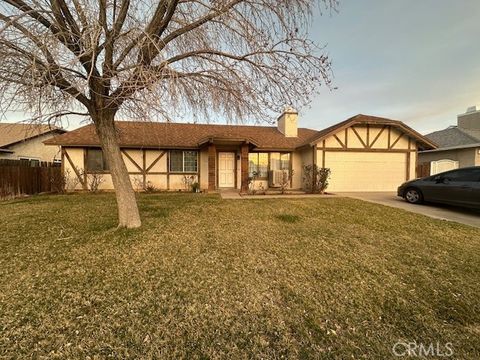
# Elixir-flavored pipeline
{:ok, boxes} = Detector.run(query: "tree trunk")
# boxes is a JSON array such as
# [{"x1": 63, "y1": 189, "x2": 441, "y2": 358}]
[{"x1": 94, "y1": 113, "x2": 142, "y2": 228}]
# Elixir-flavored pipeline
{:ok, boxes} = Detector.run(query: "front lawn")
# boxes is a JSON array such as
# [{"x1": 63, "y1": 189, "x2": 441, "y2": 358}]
[{"x1": 0, "y1": 193, "x2": 479, "y2": 358}]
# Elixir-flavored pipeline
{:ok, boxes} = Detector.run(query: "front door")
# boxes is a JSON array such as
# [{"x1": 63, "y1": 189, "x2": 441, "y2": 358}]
[{"x1": 218, "y1": 152, "x2": 236, "y2": 188}]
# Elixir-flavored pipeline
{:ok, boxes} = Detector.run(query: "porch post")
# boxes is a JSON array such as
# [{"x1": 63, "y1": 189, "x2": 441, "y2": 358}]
[
  {"x1": 208, "y1": 143, "x2": 216, "y2": 191},
  {"x1": 240, "y1": 143, "x2": 249, "y2": 193}
]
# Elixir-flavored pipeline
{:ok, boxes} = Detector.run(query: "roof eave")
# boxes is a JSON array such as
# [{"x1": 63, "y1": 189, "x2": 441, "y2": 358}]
[{"x1": 419, "y1": 143, "x2": 480, "y2": 153}]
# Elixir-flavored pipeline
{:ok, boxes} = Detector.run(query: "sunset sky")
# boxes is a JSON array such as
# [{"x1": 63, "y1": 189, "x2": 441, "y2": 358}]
[
  {"x1": 3, "y1": 0, "x2": 479, "y2": 134},
  {"x1": 303, "y1": 0, "x2": 480, "y2": 133}
]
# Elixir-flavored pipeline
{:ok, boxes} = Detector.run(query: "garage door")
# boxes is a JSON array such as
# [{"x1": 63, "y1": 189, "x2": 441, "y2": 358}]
[{"x1": 325, "y1": 152, "x2": 407, "y2": 192}]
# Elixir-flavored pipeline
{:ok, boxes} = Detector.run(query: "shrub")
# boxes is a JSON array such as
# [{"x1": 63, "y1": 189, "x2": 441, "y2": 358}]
[
  {"x1": 279, "y1": 169, "x2": 294, "y2": 194},
  {"x1": 303, "y1": 165, "x2": 331, "y2": 194},
  {"x1": 144, "y1": 181, "x2": 158, "y2": 193},
  {"x1": 182, "y1": 175, "x2": 196, "y2": 191},
  {"x1": 191, "y1": 182, "x2": 200, "y2": 193},
  {"x1": 87, "y1": 173, "x2": 105, "y2": 193}
]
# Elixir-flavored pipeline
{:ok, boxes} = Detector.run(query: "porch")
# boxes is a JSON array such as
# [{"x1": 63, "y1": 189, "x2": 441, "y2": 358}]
[{"x1": 201, "y1": 138, "x2": 296, "y2": 193}]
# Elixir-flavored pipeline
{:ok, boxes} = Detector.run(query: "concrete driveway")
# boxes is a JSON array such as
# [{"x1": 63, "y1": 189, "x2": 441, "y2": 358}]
[{"x1": 338, "y1": 192, "x2": 480, "y2": 229}]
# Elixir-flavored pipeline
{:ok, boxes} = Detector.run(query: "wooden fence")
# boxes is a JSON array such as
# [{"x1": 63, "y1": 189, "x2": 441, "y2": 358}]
[
  {"x1": 416, "y1": 162, "x2": 431, "y2": 178},
  {"x1": 0, "y1": 159, "x2": 62, "y2": 199}
]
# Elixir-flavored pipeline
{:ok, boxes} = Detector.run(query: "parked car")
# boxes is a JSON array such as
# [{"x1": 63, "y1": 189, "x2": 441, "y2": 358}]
[{"x1": 397, "y1": 166, "x2": 480, "y2": 209}]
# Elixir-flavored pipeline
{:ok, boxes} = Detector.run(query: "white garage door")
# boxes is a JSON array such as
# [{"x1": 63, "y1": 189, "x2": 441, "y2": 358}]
[{"x1": 325, "y1": 152, "x2": 407, "y2": 192}]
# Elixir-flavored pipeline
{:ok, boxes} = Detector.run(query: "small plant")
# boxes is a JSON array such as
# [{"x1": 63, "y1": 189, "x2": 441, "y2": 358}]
[
  {"x1": 303, "y1": 165, "x2": 331, "y2": 194},
  {"x1": 50, "y1": 168, "x2": 67, "y2": 193},
  {"x1": 279, "y1": 169, "x2": 294, "y2": 194},
  {"x1": 248, "y1": 171, "x2": 259, "y2": 195},
  {"x1": 64, "y1": 169, "x2": 81, "y2": 192},
  {"x1": 132, "y1": 176, "x2": 144, "y2": 192},
  {"x1": 87, "y1": 173, "x2": 105, "y2": 193},
  {"x1": 50, "y1": 168, "x2": 81, "y2": 193},
  {"x1": 144, "y1": 181, "x2": 158, "y2": 193},
  {"x1": 191, "y1": 182, "x2": 200, "y2": 193},
  {"x1": 182, "y1": 175, "x2": 196, "y2": 191}
]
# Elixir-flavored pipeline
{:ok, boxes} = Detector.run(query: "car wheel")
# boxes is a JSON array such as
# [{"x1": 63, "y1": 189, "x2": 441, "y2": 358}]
[{"x1": 405, "y1": 188, "x2": 423, "y2": 204}]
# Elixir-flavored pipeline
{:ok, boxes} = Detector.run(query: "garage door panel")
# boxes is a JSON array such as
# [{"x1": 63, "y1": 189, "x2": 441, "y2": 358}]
[{"x1": 325, "y1": 152, "x2": 407, "y2": 192}]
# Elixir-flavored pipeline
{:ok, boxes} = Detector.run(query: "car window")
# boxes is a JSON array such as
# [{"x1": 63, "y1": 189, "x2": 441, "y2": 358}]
[{"x1": 443, "y1": 169, "x2": 480, "y2": 182}]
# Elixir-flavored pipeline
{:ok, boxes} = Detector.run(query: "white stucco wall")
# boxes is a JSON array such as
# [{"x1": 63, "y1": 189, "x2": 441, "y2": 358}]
[{"x1": 0, "y1": 133, "x2": 62, "y2": 162}]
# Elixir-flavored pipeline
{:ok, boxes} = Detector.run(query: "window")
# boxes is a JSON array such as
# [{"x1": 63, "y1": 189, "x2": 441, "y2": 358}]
[
  {"x1": 86, "y1": 149, "x2": 109, "y2": 172},
  {"x1": 19, "y1": 158, "x2": 40, "y2": 167},
  {"x1": 270, "y1": 152, "x2": 291, "y2": 170},
  {"x1": 248, "y1": 153, "x2": 268, "y2": 178},
  {"x1": 442, "y1": 168, "x2": 480, "y2": 182},
  {"x1": 169, "y1": 150, "x2": 198, "y2": 172}
]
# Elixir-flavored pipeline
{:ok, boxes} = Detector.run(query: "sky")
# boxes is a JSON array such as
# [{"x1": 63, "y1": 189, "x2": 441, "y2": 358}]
[
  {"x1": 3, "y1": 0, "x2": 480, "y2": 134},
  {"x1": 302, "y1": 0, "x2": 480, "y2": 134}
]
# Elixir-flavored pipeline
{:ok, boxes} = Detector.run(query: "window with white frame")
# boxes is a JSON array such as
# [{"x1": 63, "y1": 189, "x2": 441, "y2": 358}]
[
  {"x1": 248, "y1": 152, "x2": 269, "y2": 178},
  {"x1": 169, "y1": 150, "x2": 198, "y2": 172},
  {"x1": 270, "y1": 152, "x2": 291, "y2": 171}
]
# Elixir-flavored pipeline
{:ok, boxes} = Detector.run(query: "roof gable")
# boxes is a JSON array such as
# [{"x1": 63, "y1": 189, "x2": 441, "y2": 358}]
[{"x1": 304, "y1": 114, "x2": 437, "y2": 150}]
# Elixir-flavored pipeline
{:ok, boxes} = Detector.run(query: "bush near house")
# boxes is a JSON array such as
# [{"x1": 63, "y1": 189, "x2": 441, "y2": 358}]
[
  {"x1": 1, "y1": 193, "x2": 479, "y2": 358},
  {"x1": 303, "y1": 164, "x2": 331, "y2": 193}
]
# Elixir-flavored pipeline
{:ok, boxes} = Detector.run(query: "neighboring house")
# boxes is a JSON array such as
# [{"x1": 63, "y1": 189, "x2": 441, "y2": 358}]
[
  {"x1": 44, "y1": 110, "x2": 436, "y2": 192},
  {"x1": 419, "y1": 106, "x2": 480, "y2": 175},
  {"x1": 0, "y1": 123, "x2": 66, "y2": 164}
]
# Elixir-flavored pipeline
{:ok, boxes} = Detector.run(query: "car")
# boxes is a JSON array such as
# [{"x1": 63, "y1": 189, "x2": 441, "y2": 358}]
[{"x1": 397, "y1": 166, "x2": 480, "y2": 209}]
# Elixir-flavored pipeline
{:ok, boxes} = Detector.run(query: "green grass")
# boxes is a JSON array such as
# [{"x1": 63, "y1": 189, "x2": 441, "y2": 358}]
[{"x1": 0, "y1": 193, "x2": 479, "y2": 359}]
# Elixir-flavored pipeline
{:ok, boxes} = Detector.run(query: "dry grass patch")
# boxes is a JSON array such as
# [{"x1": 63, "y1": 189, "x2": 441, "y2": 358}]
[{"x1": 0, "y1": 193, "x2": 479, "y2": 359}]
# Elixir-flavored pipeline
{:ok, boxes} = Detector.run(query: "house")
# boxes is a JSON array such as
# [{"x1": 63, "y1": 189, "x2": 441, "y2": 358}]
[
  {"x1": 418, "y1": 106, "x2": 480, "y2": 175},
  {"x1": 44, "y1": 110, "x2": 436, "y2": 192},
  {"x1": 0, "y1": 123, "x2": 66, "y2": 164}
]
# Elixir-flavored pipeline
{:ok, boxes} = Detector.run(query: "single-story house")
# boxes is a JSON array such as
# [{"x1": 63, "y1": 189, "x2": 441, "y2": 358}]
[
  {"x1": 0, "y1": 123, "x2": 66, "y2": 164},
  {"x1": 44, "y1": 110, "x2": 436, "y2": 192},
  {"x1": 419, "y1": 106, "x2": 480, "y2": 175}
]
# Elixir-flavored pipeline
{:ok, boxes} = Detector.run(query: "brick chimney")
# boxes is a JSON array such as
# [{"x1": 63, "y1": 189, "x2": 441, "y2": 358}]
[
  {"x1": 458, "y1": 106, "x2": 480, "y2": 129},
  {"x1": 277, "y1": 106, "x2": 298, "y2": 137}
]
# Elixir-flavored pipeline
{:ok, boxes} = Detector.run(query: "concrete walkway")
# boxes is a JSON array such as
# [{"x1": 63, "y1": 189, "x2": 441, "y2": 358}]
[{"x1": 337, "y1": 192, "x2": 480, "y2": 229}]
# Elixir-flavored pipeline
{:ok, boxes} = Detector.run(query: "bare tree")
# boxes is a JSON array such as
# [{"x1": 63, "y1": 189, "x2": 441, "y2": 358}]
[{"x1": 0, "y1": 0, "x2": 336, "y2": 228}]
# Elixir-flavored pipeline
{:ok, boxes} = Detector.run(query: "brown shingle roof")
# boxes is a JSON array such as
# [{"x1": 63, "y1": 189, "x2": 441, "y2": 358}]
[
  {"x1": 45, "y1": 121, "x2": 318, "y2": 150},
  {"x1": 0, "y1": 123, "x2": 65, "y2": 148},
  {"x1": 44, "y1": 115, "x2": 437, "y2": 151}
]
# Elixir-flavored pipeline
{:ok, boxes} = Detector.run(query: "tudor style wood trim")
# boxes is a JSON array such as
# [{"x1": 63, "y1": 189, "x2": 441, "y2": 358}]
[
  {"x1": 145, "y1": 151, "x2": 166, "y2": 172},
  {"x1": 166, "y1": 151, "x2": 170, "y2": 190},
  {"x1": 121, "y1": 149, "x2": 143, "y2": 172},
  {"x1": 406, "y1": 152, "x2": 411, "y2": 180},
  {"x1": 344, "y1": 128, "x2": 348, "y2": 148},
  {"x1": 387, "y1": 126, "x2": 391, "y2": 148},
  {"x1": 142, "y1": 150, "x2": 147, "y2": 188},
  {"x1": 369, "y1": 125, "x2": 387, "y2": 148},
  {"x1": 389, "y1": 132, "x2": 404, "y2": 149},
  {"x1": 64, "y1": 148, "x2": 86, "y2": 189},
  {"x1": 322, "y1": 140, "x2": 326, "y2": 168},
  {"x1": 83, "y1": 149, "x2": 88, "y2": 188},
  {"x1": 322, "y1": 147, "x2": 416, "y2": 153},
  {"x1": 333, "y1": 134, "x2": 346, "y2": 148},
  {"x1": 61, "y1": 148, "x2": 65, "y2": 177},
  {"x1": 351, "y1": 127, "x2": 368, "y2": 148},
  {"x1": 366, "y1": 124, "x2": 370, "y2": 148}
]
